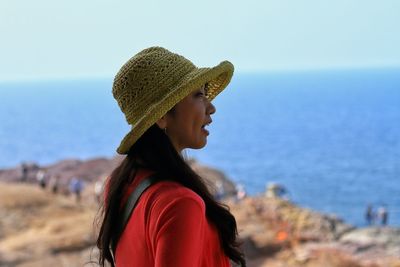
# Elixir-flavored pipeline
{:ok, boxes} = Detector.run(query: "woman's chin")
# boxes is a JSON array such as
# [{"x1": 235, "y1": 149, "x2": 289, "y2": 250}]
[{"x1": 190, "y1": 139, "x2": 207, "y2": 150}]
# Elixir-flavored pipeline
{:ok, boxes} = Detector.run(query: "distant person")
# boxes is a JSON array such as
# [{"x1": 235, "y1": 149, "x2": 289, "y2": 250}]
[
  {"x1": 94, "y1": 179, "x2": 104, "y2": 203},
  {"x1": 377, "y1": 206, "x2": 388, "y2": 226},
  {"x1": 235, "y1": 183, "x2": 247, "y2": 202},
  {"x1": 69, "y1": 177, "x2": 84, "y2": 203},
  {"x1": 365, "y1": 204, "x2": 374, "y2": 226},
  {"x1": 36, "y1": 169, "x2": 47, "y2": 189},
  {"x1": 96, "y1": 47, "x2": 245, "y2": 267},
  {"x1": 50, "y1": 175, "x2": 61, "y2": 194},
  {"x1": 20, "y1": 163, "x2": 28, "y2": 182},
  {"x1": 215, "y1": 180, "x2": 225, "y2": 201}
]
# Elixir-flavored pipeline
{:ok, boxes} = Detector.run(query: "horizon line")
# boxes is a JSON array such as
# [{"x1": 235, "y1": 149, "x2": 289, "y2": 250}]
[{"x1": 1, "y1": 65, "x2": 400, "y2": 84}]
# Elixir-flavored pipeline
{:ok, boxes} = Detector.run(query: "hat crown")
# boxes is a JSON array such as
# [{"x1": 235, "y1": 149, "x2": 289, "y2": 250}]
[{"x1": 112, "y1": 47, "x2": 196, "y2": 125}]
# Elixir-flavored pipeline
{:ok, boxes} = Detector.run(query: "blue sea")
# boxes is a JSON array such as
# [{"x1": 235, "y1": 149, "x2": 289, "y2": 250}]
[{"x1": 1, "y1": 69, "x2": 399, "y2": 226}]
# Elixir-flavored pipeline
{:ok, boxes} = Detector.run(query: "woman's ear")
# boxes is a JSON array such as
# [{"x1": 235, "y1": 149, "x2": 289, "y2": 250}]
[{"x1": 156, "y1": 115, "x2": 167, "y2": 130}]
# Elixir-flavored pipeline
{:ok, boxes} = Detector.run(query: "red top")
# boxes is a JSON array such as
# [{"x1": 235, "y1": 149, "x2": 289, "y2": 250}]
[{"x1": 115, "y1": 169, "x2": 231, "y2": 267}]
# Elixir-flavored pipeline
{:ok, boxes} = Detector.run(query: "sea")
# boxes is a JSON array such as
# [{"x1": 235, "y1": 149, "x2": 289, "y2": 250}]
[{"x1": 1, "y1": 68, "x2": 399, "y2": 227}]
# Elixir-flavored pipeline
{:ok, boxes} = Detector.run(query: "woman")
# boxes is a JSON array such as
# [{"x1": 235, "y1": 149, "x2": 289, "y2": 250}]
[{"x1": 97, "y1": 47, "x2": 246, "y2": 267}]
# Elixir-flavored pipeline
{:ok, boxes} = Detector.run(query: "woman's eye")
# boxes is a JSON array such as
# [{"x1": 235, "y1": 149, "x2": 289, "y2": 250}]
[{"x1": 196, "y1": 91, "x2": 205, "y2": 97}]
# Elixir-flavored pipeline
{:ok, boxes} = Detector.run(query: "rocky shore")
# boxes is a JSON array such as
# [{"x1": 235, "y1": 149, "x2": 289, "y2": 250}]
[{"x1": 0, "y1": 157, "x2": 399, "y2": 267}]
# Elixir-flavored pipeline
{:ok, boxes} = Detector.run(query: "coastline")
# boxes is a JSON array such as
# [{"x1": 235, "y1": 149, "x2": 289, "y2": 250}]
[{"x1": 0, "y1": 156, "x2": 399, "y2": 266}]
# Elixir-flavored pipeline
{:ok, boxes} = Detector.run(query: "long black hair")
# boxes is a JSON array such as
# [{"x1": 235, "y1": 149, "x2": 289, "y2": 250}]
[{"x1": 96, "y1": 124, "x2": 246, "y2": 266}]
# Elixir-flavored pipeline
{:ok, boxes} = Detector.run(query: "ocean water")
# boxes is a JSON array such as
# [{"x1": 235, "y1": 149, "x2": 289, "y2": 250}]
[{"x1": 1, "y1": 69, "x2": 399, "y2": 226}]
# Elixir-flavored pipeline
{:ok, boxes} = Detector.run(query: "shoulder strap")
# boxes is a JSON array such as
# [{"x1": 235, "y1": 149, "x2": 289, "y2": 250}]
[{"x1": 110, "y1": 174, "x2": 161, "y2": 260}]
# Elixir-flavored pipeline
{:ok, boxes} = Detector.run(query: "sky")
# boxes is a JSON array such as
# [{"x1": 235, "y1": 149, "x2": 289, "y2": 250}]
[{"x1": 1, "y1": 0, "x2": 400, "y2": 81}]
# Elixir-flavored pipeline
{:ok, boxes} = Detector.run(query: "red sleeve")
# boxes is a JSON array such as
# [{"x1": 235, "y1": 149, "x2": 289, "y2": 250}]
[{"x1": 151, "y1": 192, "x2": 206, "y2": 267}]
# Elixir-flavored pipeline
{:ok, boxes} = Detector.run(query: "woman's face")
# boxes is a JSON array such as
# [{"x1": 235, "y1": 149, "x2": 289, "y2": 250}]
[{"x1": 164, "y1": 85, "x2": 216, "y2": 152}]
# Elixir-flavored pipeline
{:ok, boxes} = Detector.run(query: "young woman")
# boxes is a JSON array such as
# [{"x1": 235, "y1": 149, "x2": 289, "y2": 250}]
[{"x1": 96, "y1": 47, "x2": 246, "y2": 267}]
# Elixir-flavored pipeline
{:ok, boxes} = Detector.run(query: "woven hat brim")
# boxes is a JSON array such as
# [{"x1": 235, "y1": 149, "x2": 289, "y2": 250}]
[{"x1": 116, "y1": 60, "x2": 234, "y2": 154}]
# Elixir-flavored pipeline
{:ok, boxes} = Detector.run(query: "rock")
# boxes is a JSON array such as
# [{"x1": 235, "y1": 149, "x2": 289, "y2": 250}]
[
  {"x1": 340, "y1": 227, "x2": 400, "y2": 247},
  {"x1": 232, "y1": 196, "x2": 354, "y2": 243},
  {"x1": 0, "y1": 157, "x2": 121, "y2": 185},
  {"x1": 0, "y1": 157, "x2": 235, "y2": 199},
  {"x1": 189, "y1": 159, "x2": 237, "y2": 197},
  {"x1": 339, "y1": 227, "x2": 400, "y2": 263}
]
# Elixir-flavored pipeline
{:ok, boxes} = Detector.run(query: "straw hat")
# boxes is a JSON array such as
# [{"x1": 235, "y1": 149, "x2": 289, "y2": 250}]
[{"x1": 112, "y1": 46, "x2": 234, "y2": 154}]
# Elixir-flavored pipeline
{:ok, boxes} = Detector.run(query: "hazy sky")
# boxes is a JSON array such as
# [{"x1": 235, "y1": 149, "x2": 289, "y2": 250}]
[{"x1": 1, "y1": 0, "x2": 400, "y2": 81}]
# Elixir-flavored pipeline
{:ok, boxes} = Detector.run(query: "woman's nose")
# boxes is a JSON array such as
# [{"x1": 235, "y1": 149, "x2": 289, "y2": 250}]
[{"x1": 207, "y1": 101, "x2": 216, "y2": 115}]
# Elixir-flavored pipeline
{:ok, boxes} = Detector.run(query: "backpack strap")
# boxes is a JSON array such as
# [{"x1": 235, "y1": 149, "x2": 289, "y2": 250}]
[{"x1": 110, "y1": 174, "x2": 161, "y2": 262}]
